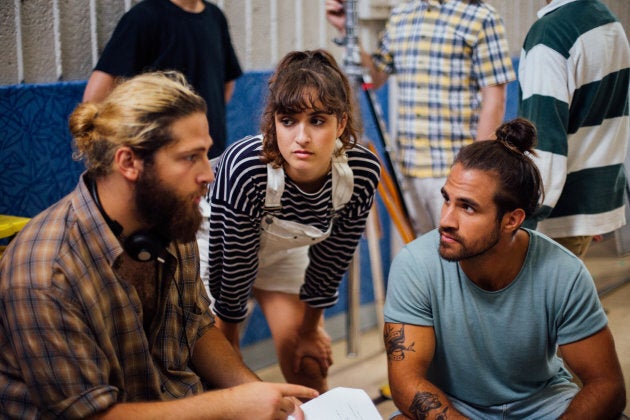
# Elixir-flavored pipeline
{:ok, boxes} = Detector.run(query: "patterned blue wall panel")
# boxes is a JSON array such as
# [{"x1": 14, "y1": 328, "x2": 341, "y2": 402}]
[
  {"x1": 0, "y1": 82, "x2": 86, "y2": 218},
  {"x1": 505, "y1": 58, "x2": 520, "y2": 121}
]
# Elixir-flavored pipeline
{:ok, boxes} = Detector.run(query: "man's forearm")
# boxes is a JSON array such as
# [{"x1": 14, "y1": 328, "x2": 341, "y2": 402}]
[
  {"x1": 83, "y1": 70, "x2": 116, "y2": 103},
  {"x1": 391, "y1": 379, "x2": 468, "y2": 420},
  {"x1": 385, "y1": 323, "x2": 465, "y2": 419},
  {"x1": 560, "y1": 381, "x2": 626, "y2": 419},
  {"x1": 360, "y1": 50, "x2": 388, "y2": 90},
  {"x1": 191, "y1": 326, "x2": 259, "y2": 388},
  {"x1": 476, "y1": 84, "x2": 506, "y2": 140},
  {"x1": 94, "y1": 390, "x2": 239, "y2": 419}
]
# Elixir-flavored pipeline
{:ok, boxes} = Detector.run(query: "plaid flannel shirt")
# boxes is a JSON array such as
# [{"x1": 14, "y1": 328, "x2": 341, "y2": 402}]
[
  {"x1": 373, "y1": 0, "x2": 516, "y2": 178},
  {"x1": 0, "y1": 175, "x2": 215, "y2": 418}
]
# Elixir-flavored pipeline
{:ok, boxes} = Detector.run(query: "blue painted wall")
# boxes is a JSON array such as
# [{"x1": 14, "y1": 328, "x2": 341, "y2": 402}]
[{"x1": 0, "y1": 61, "x2": 520, "y2": 345}]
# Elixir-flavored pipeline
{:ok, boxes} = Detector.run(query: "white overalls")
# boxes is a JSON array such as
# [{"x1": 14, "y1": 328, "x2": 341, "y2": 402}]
[{"x1": 254, "y1": 141, "x2": 354, "y2": 294}]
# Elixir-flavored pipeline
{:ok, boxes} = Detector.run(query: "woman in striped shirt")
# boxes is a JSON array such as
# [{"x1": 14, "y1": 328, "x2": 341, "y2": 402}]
[{"x1": 198, "y1": 49, "x2": 380, "y2": 393}]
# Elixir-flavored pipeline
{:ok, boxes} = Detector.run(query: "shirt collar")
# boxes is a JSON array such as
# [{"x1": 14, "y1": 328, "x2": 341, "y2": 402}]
[
  {"x1": 76, "y1": 172, "x2": 125, "y2": 265},
  {"x1": 538, "y1": 0, "x2": 580, "y2": 18}
]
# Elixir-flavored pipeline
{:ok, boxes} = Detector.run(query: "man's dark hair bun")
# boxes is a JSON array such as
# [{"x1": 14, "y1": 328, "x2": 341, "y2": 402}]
[{"x1": 495, "y1": 117, "x2": 537, "y2": 155}]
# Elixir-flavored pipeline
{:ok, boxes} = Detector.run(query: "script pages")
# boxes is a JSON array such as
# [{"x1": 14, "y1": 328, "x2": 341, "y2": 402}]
[{"x1": 288, "y1": 386, "x2": 382, "y2": 420}]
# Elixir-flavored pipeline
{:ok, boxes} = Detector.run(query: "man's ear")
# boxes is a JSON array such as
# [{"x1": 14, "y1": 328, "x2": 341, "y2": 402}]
[
  {"x1": 114, "y1": 146, "x2": 143, "y2": 182},
  {"x1": 503, "y1": 208, "x2": 526, "y2": 234}
]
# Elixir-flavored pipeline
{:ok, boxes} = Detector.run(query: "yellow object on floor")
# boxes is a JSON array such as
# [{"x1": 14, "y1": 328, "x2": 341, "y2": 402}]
[
  {"x1": 0, "y1": 214, "x2": 31, "y2": 258},
  {"x1": 0, "y1": 215, "x2": 31, "y2": 239},
  {"x1": 379, "y1": 383, "x2": 392, "y2": 399}
]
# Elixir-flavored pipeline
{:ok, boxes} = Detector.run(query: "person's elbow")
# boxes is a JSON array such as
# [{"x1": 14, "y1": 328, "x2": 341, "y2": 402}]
[
  {"x1": 609, "y1": 376, "x2": 627, "y2": 416},
  {"x1": 224, "y1": 80, "x2": 236, "y2": 103},
  {"x1": 360, "y1": 52, "x2": 388, "y2": 90},
  {"x1": 83, "y1": 70, "x2": 116, "y2": 103},
  {"x1": 370, "y1": 70, "x2": 389, "y2": 90},
  {"x1": 481, "y1": 85, "x2": 506, "y2": 114}
]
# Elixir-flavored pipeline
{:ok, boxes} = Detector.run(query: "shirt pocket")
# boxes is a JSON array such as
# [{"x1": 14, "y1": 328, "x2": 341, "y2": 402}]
[{"x1": 160, "y1": 298, "x2": 206, "y2": 372}]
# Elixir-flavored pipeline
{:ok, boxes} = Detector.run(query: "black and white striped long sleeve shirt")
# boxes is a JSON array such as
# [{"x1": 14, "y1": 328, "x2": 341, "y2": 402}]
[{"x1": 208, "y1": 135, "x2": 381, "y2": 323}]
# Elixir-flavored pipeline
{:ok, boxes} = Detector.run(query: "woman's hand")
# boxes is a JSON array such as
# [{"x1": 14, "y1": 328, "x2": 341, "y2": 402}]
[{"x1": 292, "y1": 325, "x2": 333, "y2": 376}]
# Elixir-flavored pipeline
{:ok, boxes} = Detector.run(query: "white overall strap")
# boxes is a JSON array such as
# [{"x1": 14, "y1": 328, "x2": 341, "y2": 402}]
[
  {"x1": 265, "y1": 139, "x2": 353, "y2": 212},
  {"x1": 264, "y1": 164, "x2": 284, "y2": 210},
  {"x1": 331, "y1": 139, "x2": 354, "y2": 211}
]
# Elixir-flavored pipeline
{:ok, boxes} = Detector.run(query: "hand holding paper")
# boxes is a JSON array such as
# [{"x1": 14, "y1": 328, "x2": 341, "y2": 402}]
[{"x1": 289, "y1": 387, "x2": 382, "y2": 420}]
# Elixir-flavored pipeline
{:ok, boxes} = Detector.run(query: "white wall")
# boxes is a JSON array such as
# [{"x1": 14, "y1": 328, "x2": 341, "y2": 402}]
[{"x1": 1, "y1": 0, "x2": 629, "y2": 85}]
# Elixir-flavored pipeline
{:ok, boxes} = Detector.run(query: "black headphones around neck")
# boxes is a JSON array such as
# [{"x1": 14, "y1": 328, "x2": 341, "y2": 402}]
[{"x1": 88, "y1": 176, "x2": 168, "y2": 262}]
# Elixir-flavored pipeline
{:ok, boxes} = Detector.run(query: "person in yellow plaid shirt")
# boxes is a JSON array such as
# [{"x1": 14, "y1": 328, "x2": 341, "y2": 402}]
[{"x1": 326, "y1": 0, "x2": 516, "y2": 235}]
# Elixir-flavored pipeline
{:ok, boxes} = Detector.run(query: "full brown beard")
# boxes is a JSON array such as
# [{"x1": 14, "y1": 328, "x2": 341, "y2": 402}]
[{"x1": 135, "y1": 164, "x2": 206, "y2": 243}]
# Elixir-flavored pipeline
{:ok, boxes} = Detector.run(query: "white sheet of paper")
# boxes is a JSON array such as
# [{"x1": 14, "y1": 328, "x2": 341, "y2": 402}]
[{"x1": 288, "y1": 386, "x2": 382, "y2": 420}]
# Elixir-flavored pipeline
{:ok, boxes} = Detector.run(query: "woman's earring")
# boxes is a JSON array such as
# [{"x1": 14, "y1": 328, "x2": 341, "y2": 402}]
[{"x1": 334, "y1": 137, "x2": 343, "y2": 154}]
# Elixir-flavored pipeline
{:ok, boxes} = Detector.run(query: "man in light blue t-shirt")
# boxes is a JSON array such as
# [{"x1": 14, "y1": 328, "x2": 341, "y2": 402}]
[{"x1": 384, "y1": 118, "x2": 626, "y2": 419}]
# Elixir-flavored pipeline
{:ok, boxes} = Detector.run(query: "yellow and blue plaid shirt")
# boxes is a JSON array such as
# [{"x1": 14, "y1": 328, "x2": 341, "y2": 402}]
[{"x1": 373, "y1": 0, "x2": 516, "y2": 178}]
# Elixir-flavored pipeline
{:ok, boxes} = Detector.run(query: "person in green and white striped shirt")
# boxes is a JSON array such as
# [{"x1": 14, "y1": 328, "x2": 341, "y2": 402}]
[{"x1": 518, "y1": 0, "x2": 630, "y2": 258}]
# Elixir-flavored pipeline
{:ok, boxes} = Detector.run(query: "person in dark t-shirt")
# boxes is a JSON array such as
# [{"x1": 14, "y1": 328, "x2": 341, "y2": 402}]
[{"x1": 83, "y1": 0, "x2": 242, "y2": 158}]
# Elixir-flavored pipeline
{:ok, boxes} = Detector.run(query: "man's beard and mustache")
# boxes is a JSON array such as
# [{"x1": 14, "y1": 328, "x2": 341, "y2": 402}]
[
  {"x1": 134, "y1": 165, "x2": 207, "y2": 243},
  {"x1": 438, "y1": 223, "x2": 501, "y2": 262}
]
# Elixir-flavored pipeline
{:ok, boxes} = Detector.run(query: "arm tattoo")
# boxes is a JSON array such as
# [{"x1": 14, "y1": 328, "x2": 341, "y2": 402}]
[
  {"x1": 384, "y1": 324, "x2": 415, "y2": 361},
  {"x1": 409, "y1": 392, "x2": 449, "y2": 420}
]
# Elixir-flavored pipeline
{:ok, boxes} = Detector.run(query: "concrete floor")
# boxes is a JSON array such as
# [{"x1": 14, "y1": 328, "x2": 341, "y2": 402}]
[{"x1": 256, "y1": 234, "x2": 630, "y2": 418}]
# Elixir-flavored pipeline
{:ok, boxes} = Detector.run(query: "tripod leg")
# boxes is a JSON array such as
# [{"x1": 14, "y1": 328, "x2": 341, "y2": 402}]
[
  {"x1": 366, "y1": 205, "x2": 385, "y2": 348},
  {"x1": 346, "y1": 246, "x2": 361, "y2": 357},
  {"x1": 367, "y1": 142, "x2": 415, "y2": 243},
  {"x1": 361, "y1": 80, "x2": 414, "y2": 238}
]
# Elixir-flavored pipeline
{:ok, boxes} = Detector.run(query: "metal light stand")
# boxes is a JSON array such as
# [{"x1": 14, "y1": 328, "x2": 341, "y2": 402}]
[
  {"x1": 337, "y1": 0, "x2": 414, "y2": 357},
  {"x1": 339, "y1": 0, "x2": 364, "y2": 358}
]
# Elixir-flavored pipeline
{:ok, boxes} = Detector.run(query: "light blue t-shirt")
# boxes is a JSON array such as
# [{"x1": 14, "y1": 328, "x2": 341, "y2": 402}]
[{"x1": 384, "y1": 228, "x2": 607, "y2": 406}]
